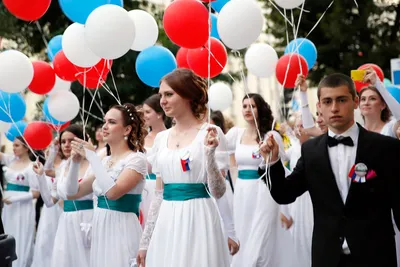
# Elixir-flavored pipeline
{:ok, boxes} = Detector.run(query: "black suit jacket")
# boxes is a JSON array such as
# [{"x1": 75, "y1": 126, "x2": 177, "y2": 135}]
[{"x1": 262, "y1": 125, "x2": 400, "y2": 267}]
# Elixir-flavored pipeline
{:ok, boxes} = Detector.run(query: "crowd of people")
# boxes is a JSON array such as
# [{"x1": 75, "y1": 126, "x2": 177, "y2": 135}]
[{"x1": 0, "y1": 68, "x2": 399, "y2": 267}]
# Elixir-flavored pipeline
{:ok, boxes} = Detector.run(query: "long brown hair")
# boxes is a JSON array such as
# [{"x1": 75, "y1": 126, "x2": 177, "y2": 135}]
[
  {"x1": 161, "y1": 68, "x2": 208, "y2": 120},
  {"x1": 107, "y1": 103, "x2": 147, "y2": 155}
]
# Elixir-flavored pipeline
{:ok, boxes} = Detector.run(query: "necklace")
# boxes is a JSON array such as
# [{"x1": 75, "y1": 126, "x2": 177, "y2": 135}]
[
  {"x1": 106, "y1": 151, "x2": 131, "y2": 168},
  {"x1": 173, "y1": 124, "x2": 202, "y2": 148}
]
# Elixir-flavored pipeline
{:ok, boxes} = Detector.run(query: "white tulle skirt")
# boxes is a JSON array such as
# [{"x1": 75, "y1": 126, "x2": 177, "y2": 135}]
[
  {"x1": 31, "y1": 204, "x2": 63, "y2": 267},
  {"x1": 90, "y1": 208, "x2": 142, "y2": 267},
  {"x1": 2, "y1": 191, "x2": 35, "y2": 267},
  {"x1": 51, "y1": 209, "x2": 93, "y2": 267},
  {"x1": 146, "y1": 198, "x2": 230, "y2": 267},
  {"x1": 231, "y1": 178, "x2": 296, "y2": 267}
]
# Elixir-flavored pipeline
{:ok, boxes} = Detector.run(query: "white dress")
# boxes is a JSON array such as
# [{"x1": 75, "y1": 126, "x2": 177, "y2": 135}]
[
  {"x1": 140, "y1": 146, "x2": 157, "y2": 227},
  {"x1": 52, "y1": 160, "x2": 93, "y2": 267},
  {"x1": 1, "y1": 155, "x2": 38, "y2": 267},
  {"x1": 90, "y1": 152, "x2": 147, "y2": 267},
  {"x1": 227, "y1": 127, "x2": 295, "y2": 267},
  {"x1": 286, "y1": 139, "x2": 313, "y2": 267},
  {"x1": 146, "y1": 126, "x2": 230, "y2": 267},
  {"x1": 31, "y1": 175, "x2": 63, "y2": 267},
  {"x1": 380, "y1": 119, "x2": 400, "y2": 264}
]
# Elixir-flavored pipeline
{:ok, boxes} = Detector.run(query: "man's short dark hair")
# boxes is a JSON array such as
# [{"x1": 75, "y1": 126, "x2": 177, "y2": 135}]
[{"x1": 317, "y1": 73, "x2": 356, "y2": 100}]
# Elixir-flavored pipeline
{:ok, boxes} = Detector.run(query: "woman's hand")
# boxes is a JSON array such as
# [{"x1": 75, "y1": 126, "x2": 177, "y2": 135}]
[
  {"x1": 204, "y1": 127, "x2": 219, "y2": 148},
  {"x1": 228, "y1": 238, "x2": 240, "y2": 255},
  {"x1": 33, "y1": 161, "x2": 44, "y2": 176},
  {"x1": 136, "y1": 250, "x2": 147, "y2": 267},
  {"x1": 280, "y1": 213, "x2": 294, "y2": 229},
  {"x1": 71, "y1": 137, "x2": 95, "y2": 160}
]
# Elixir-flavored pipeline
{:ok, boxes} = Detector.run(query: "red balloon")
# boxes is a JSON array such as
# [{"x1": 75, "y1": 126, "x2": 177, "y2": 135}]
[
  {"x1": 276, "y1": 53, "x2": 309, "y2": 88},
  {"x1": 163, "y1": 0, "x2": 209, "y2": 49},
  {"x1": 176, "y1": 48, "x2": 190, "y2": 69},
  {"x1": 24, "y1": 121, "x2": 53, "y2": 150},
  {"x1": 77, "y1": 73, "x2": 108, "y2": 89},
  {"x1": 3, "y1": 0, "x2": 51, "y2": 21},
  {"x1": 28, "y1": 61, "x2": 56, "y2": 95},
  {"x1": 187, "y1": 38, "x2": 227, "y2": 78},
  {"x1": 76, "y1": 59, "x2": 112, "y2": 89},
  {"x1": 47, "y1": 121, "x2": 70, "y2": 132},
  {"x1": 53, "y1": 51, "x2": 78, "y2": 82},
  {"x1": 354, "y1": 63, "x2": 385, "y2": 92}
]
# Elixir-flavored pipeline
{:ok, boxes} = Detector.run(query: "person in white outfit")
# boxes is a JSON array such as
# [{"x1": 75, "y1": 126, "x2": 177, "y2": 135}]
[
  {"x1": 141, "y1": 94, "x2": 168, "y2": 227},
  {"x1": 137, "y1": 68, "x2": 231, "y2": 267},
  {"x1": 358, "y1": 69, "x2": 400, "y2": 265},
  {"x1": 51, "y1": 124, "x2": 93, "y2": 267},
  {"x1": 65, "y1": 103, "x2": 148, "y2": 267},
  {"x1": 227, "y1": 93, "x2": 295, "y2": 267},
  {"x1": 1, "y1": 136, "x2": 40, "y2": 267}
]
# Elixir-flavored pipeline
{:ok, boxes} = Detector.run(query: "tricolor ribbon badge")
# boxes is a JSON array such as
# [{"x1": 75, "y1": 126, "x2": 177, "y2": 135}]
[
  {"x1": 180, "y1": 150, "x2": 191, "y2": 172},
  {"x1": 252, "y1": 149, "x2": 262, "y2": 159},
  {"x1": 348, "y1": 163, "x2": 368, "y2": 183}
]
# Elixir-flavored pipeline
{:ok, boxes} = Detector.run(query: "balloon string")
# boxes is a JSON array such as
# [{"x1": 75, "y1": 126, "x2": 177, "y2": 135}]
[
  {"x1": 205, "y1": 47, "x2": 237, "y2": 83},
  {"x1": 80, "y1": 108, "x2": 103, "y2": 121},
  {"x1": 207, "y1": 3, "x2": 212, "y2": 124},
  {"x1": 108, "y1": 69, "x2": 121, "y2": 105},
  {"x1": 234, "y1": 51, "x2": 262, "y2": 142},
  {"x1": 35, "y1": 103, "x2": 63, "y2": 133},
  {"x1": 86, "y1": 88, "x2": 105, "y2": 117},
  {"x1": 267, "y1": 0, "x2": 293, "y2": 27},
  {"x1": 35, "y1": 21, "x2": 52, "y2": 59}
]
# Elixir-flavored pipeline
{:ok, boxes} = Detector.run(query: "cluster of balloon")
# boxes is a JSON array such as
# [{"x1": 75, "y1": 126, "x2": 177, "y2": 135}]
[{"x1": 354, "y1": 64, "x2": 384, "y2": 92}]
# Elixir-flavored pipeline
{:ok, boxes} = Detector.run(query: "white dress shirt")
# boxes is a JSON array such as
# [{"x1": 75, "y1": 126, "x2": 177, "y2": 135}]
[{"x1": 327, "y1": 122, "x2": 359, "y2": 254}]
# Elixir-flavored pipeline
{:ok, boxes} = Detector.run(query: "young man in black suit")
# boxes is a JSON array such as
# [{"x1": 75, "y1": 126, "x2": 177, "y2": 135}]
[{"x1": 259, "y1": 71, "x2": 400, "y2": 267}]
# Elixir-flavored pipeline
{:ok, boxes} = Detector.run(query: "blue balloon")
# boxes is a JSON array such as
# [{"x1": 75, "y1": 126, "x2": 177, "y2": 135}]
[
  {"x1": 136, "y1": 46, "x2": 177, "y2": 88},
  {"x1": 210, "y1": 14, "x2": 220, "y2": 40},
  {"x1": 285, "y1": 38, "x2": 317, "y2": 70},
  {"x1": 6, "y1": 121, "x2": 27, "y2": 142},
  {"x1": 384, "y1": 78, "x2": 392, "y2": 86},
  {"x1": 59, "y1": 0, "x2": 110, "y2": 24},
  {"x1": 387, "y1": 85, "x2": 400, "y2": 104},
  {"x1": 211, "y1": 0, "x2": 230, "y2": 13},
  {"x1": 43, "y1": 98, "x2": 67, "y2": 125},
  {"x1": 47, "y1": 35, "x2": 63, "y2": 61},
  {"x1": 109, "y1": 0, "x2": 123, "y2": 6},
  {"x1": 0, "y1": 91, "x2": 26, "y2": 123}
]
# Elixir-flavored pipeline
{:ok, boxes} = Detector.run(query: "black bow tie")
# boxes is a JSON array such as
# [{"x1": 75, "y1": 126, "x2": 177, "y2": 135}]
[{"x1": 327, "y1": 136, "x2": 354, "y2": 147}]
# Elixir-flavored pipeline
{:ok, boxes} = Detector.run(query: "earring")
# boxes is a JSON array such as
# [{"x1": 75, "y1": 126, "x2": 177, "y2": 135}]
[
  {"x1": 157, "y1": 116, "x2": 161, "y2": 119},
  {"x1": 124, "y1": 136, "x2": 128, "y2": 141}
]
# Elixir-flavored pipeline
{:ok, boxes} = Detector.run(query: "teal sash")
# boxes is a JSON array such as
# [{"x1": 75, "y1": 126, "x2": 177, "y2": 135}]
[
  {"x1": 163, "y1": 183, "x2": 210, "y2": 201},
  {"x1": 64, "y1": 200, "x2": 94, "y2": 212},
  {"x1": 97, "y1": 194, "x2": 142, "y2": 216},
  {"x1": 146, "y1": 173, "x2": 157, "y2": 180},
  {"x1": 238, "y1": 170, "x2": 260, "y2": 180},
  {"x1": 6, "y1": 183, "x2": 30, "y2": 192}
]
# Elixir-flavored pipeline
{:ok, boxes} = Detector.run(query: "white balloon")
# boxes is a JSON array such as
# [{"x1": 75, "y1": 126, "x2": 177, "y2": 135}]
[
  {"x1": 217, "y1": 0, "x2": 264, "y2": 50},
  {"x1": 62, "y1": 23, "x2": 101, "y2": 68},
  {"x1": 128, "y1": 10, "x2": 159, "y2": 51},
  {"x1": 245, "y1": 43, "x2": 278, "y2": 78},
  {"x1": 0, "y1": 121, "x2": 11, "y2": 133},
  {"x1": 274, "y1": 0, "x2": 305, "y2": 9},
  {"x1": 48, "y1": 91, "x2": 80, "y2": 122},
  {"x1": 86, "y1": 5, "x2": 136, "y2": 59},
  {"x1": 209, "y1": 83, "x2": 233, "y2": 111},
  {"x1": 0, "y1": 50, "x2": 33, "y2": 93},
  {"x1": 47, "y1": 74, "x2": 71, "y2": 96}
]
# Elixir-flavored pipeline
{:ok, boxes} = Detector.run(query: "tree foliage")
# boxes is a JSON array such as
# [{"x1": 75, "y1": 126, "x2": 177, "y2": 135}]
[{"x1": 264, "y1": 0, "x2": 400, "y2": 85}]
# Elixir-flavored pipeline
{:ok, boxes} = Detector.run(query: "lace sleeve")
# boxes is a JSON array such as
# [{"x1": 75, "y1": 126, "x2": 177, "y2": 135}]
[
  {"x1": 139, "y1": 189, "x2": 163, "y2": 250},
  {"x1": 205, "y1": 146, "x2": 226, "y2": 199}
]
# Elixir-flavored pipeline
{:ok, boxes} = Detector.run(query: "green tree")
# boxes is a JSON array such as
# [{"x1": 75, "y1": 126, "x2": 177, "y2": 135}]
[{"x1": 264, "y1": 0, "x2": 400, "y2": 85}]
